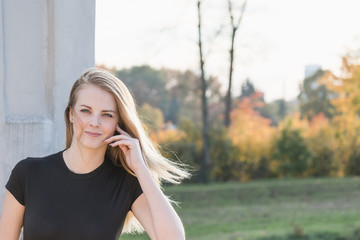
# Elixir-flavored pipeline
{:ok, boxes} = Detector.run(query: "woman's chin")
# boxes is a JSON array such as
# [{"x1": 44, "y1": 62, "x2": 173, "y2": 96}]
[{"x1": 80, "y1": 140, "x2": 107, "y2": 150}]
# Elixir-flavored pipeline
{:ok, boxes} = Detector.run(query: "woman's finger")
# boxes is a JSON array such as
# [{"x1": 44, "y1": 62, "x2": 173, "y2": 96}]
[
  {"x1": 109, "y1": 139, "x2": 136, "y2": 149},
  {"x1": 105, "y1": 134, "x2": 134, "y2": 144},
  {"x1": 116, "y1": 125, "x2": 132, "y2": 137}
]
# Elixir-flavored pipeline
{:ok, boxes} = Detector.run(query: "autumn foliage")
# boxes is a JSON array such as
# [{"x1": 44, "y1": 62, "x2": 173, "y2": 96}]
[
  {"x1": 105, "y1": 49, "x2": 360, "y2": 182},
  {"x1": 227, "y1": 96, "x2": 274, "y2": 180}
]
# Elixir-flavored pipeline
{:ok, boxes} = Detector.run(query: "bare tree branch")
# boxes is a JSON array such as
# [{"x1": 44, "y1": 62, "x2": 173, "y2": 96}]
[
  {"x1": 224, "y1": 0, "x2": 248, "y2": 127},
  {"x1": 197, "y1": 0, "x2": 211, "y2": 182}
]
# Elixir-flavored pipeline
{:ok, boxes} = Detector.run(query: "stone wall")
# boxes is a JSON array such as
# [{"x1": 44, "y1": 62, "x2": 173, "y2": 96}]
[{"x1": 0, "y1": 0, "x2": 95, "y2": 211}]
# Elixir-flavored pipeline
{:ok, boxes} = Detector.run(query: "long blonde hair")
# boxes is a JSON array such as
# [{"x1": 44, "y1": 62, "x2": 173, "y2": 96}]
[{"x1": 64, "y1": 68, "x2": 189, "y2": 233}]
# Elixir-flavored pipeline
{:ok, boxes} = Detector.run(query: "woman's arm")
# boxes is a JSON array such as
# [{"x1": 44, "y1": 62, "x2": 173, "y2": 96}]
[
  {"x1": 131, "y1": 194, "x2": 157, "y2": 239},
  {"x1": 0, "y1": 190, "x2": 25, "y2": 240},
  {"x1": 132, "y1": 168, "x2": 185, "y2": 240},
  {"x1": 106, "y1": 125, "x2": 185, "y2": 240}
]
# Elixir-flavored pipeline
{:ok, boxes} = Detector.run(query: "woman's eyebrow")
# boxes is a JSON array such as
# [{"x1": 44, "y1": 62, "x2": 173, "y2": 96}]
[{"x1": 80, "y1": 104, "x2": 116, "y2": 113}]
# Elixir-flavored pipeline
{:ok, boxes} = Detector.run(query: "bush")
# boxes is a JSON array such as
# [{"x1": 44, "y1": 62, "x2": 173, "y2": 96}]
[
  {"x1": 209, "y1": 124, "x2": 242, "y2": 181},
  {"x1": 272, "y1": 124, "x2": 311, "y2": 178}
]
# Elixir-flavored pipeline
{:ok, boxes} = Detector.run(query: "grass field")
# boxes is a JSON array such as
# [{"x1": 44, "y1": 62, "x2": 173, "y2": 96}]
[{"x1": 120, "y1": 177, "x2": 360, "y2": 240}]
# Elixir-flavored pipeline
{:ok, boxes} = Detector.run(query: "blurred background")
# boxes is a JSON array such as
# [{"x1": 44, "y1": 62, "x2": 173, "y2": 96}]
[
  {"x1": 0, "y1": 0, "x2": 359, "y2": 239},
  {"x1": 95, "y1": 0, "x2": 360, "y2": 239}
]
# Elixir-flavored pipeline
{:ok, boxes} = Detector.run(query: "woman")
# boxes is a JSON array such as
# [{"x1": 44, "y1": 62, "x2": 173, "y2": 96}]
[{"x1": 0, "y1": 68, "x2": 189, "y2": 240}]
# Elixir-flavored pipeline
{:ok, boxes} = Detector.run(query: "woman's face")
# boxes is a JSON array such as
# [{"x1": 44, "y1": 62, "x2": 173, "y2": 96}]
[{"x1": 69, "y1": 84, "x2": 119, "y2": 150}]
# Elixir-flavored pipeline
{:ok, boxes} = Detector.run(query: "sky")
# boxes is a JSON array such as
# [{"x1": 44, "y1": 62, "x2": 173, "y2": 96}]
[{"x1": 95, "y1": 0, "x2": 360, "y2": 102}]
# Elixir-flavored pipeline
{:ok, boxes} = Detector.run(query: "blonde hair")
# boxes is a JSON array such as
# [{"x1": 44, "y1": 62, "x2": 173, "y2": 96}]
[{"x1": 64, "y1": 68, "x2": 189, "y2": 233}]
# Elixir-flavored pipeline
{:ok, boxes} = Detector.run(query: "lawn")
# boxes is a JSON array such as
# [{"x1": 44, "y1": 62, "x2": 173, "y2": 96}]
[{"x1": 120, "y1": 177, "x2": 360, "y2": 240}]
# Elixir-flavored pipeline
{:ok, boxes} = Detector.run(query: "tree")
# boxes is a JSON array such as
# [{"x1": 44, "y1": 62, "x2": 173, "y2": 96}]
[
  {"x1": 273, "y1": 120, "x2": 311, "y2": 178},
  {"x1": 322, "y1": 50, "x2": 360, "y2": 176},
  {"x1": 263, "y1": 98, "x2": 299, "y2": 126},
  {"x1": 197, "y1": 0, "x2": 211, "y2": 182},
  {"x1": 298, "y1": 69, "x2": 336, "y2": 120},
  {"x1": 228, "y1": 97, "x2": 274, "y2": 181},
  {"x1": 239, "y1": 78, "x2": 255, "y2": 99},
  {"x1": 115, "y1": 65, "x2": 169, "y2": 115},
  {"x1": 166, "y1": 95, "x2": 180, "y2": 126},
  {"x1": 224, "y1": 0, "x2": 248, "y2": 127},
  {"x1": 162, "y1": 69, "x2": 223, "y2": 125},
  {"x1": 346, "y1": 149, "x2": 360, "y2": 176},
  {"x1": 277, "y1": 99, "x2": 287, "y2": 120},
  {"x1": 238, "y1": 79, "x2": 274, "y2": 123},
  {"x1": 210, "y1": 124, "x2": 241, "y2": 181},
  {"x1": 305, "y1": 113, "x2": 337, "y2": 177},
  {"x1": 139, "y1": 103, "x2": 164, "y2": 132},
  {"x1": 325, "y1": 53, "x2": 360, "y2": 117}
]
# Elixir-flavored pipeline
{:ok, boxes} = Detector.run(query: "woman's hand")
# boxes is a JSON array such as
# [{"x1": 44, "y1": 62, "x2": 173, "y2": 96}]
[
  {"x1": 104, "y1": 125, "x2": 146, "y2": 173},
  {"x1": 106, "y1": 126, "x2": 186, "y2": 240}
]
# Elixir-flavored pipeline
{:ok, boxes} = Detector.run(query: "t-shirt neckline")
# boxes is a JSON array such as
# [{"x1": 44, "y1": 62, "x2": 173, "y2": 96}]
[{"x1": 58, "y1": 150, "x2": 111, "y2": 180}]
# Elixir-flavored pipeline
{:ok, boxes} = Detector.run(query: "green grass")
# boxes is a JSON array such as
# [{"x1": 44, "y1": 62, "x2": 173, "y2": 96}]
[{"x1": 120, "y1": 177, "x2": 360, "y2": 240}]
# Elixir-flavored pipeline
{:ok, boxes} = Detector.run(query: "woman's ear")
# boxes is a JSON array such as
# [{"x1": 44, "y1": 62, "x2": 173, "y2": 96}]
[{"x1": 69, "y1": 106, "x2": 74, "y2": 122}]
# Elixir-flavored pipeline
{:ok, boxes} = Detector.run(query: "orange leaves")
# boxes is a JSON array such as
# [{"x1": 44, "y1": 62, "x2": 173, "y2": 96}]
[
  {"x1": 229, "y1": 98, "x2": 273, "y2": 146},
  {"x1": 150, "y1": 126, "x2": 185, "y2": 144},
  {"x1": 321, "y1": 52, "x2": 360, "y2": 117},
  {"x1": 228, "y1": 97, "x2": 274, "y2": 180}
]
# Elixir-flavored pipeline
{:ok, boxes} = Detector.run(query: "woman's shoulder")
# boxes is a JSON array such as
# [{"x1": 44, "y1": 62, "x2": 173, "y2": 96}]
[
  {"x1": 107, "y1": 160, "x2": 139, "y2": 181},
  {"x1": 28, "y1": 150, "x2": 63, "y2": 161},
  {"x1": 13, "y1": 150, "x2": 63, "y2": 171}
]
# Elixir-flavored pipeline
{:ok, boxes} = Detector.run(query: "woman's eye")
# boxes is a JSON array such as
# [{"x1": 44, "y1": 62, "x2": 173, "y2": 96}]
[
  {"x1": 80, "y1": 109, "x2": 90, "y2": 113},
  {"x1": 103, "y1": 113, "x2": 113, "y2": 118}
]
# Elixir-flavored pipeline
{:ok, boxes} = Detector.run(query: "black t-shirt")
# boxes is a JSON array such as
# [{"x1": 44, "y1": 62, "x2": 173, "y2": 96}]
[{"x1": 5, "y1": 150, "x2": 143, "y2": 240}]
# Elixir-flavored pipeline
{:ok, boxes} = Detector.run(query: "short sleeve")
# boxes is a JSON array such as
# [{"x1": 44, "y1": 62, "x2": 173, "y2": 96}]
[
  {"x1": 129, "y1": 175, "x2": 143, "y2": 206},
  {"x1": 5, "y1": 159, "x2": 28, "y2": 206}
]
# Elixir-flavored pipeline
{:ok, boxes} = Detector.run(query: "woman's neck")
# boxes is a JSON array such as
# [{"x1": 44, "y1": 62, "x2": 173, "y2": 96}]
[{"x1": 63, "y1": 143, "x2": 107, "y2": 174}]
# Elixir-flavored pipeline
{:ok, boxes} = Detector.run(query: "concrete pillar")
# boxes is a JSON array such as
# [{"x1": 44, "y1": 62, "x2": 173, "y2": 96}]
[{"x1": 0, "y1": 0, "x2": 95, "y2": 211}]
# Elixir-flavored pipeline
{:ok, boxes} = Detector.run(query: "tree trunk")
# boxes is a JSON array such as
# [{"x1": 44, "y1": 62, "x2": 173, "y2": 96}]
[
  {"x1": 224, "y1": 0, "x2": 247, "y2": 127},
  {"x1": 225, "y1": 27, "x2": 236, "y2": 127},
  {"x1": 197, "y1": 0, "x2": 210, "y2": 183}
]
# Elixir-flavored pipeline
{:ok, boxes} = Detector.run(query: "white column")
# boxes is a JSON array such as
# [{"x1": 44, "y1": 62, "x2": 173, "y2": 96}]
[
  {"x1": 0, "y1": 0, "x2": 95, "y2": 211},
  {"x1": 0, "y1": 0, "x2": 6, "y2": 206},
  {"x1": 53, "y1": 0, "x2": 96, "y2": 149}
]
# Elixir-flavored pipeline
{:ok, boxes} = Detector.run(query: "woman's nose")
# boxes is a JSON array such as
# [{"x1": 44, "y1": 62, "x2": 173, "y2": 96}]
[{"x1": 89, "y1": 115, "x2": 100, "y2": 127}]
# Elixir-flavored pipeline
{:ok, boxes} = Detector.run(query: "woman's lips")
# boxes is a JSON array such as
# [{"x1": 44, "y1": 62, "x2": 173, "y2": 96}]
[{"x1": 85, "y1": 131, "x2": 102, "y2": 137}]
